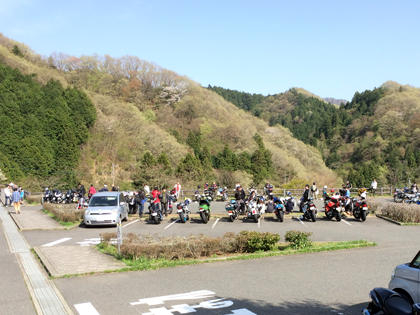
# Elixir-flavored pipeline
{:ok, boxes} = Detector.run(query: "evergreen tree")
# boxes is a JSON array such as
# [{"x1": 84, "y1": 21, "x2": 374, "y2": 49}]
[{"x1": 142, "y1": 151, "x2": 157, "y2": 166}]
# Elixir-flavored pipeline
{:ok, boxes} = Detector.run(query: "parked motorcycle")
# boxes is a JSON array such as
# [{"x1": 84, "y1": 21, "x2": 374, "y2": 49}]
[
  {"x1": 43, "y1": 188, "x2": 52, "y2": 203},
  {"x1": 403, "y1": 192, "x2": 419, "y2": 204},
  {"x1": 170, "y1": 188, "x2": 178, "y2": 203},
  {"x1": 225, "y1": 199, "x2": 240, "y2": 222},
  {"x1": 273, "y1": 198, "x2": 284, "y2": 222},
  {"x1": 300, "y1": 198, "x2": 317, "y2": 222},
  {"x1": 218, "y1": 187, "x2": 228, "y2": 201},
  {"x1": 198, "y1": 194, "x2": 212, "y2": 223},
  {"x1": 394, "y1": 189, "x2": 404, "y2": 203},
  {"x1": 52, "y1": 189, "x2": 63, "y2": 204},
  {"x1": 245, "y1": 196, "x2": 265, "y2": 223},
  {"x1": 149, "y1": 202, "x2": 163, "y2": 224},
  {"x1": 62, "y1": 190, "x2": 73, "y2": 204},
  {"x1": 177, "y1": 198, "x2": 191, "y2": 223},
  {"x1": 353, "y1": 198, "x2": 369, "y2": 221},
  {"x1": 324, "y1": 196, "x2": 342, "y2": 221},
  {"x1": 362, "y1": 287, "x2": 420, "y2": 315}
]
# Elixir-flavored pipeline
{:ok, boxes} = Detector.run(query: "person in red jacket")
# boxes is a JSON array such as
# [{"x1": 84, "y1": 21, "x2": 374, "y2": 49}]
[
  {"x1": 151, "y1": 186, "x2": 161, "y2": 211},
  {"x1": 88, "y1": 184, "x2": 96, "y2": 199}
]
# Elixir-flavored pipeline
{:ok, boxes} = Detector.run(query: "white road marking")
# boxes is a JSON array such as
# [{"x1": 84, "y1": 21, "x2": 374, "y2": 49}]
[
  {"x1": 74, "y1": 302, "x2": 100, "y2": 315},
  {"x1": 164, "y1": 219, "x2": 179, "y2": 230},
  {"x1": 131, "y1": 290, "x2": 215, "y2": 306},
  {"x1": 258, "y1": 217, "x2": 260, "y2": 228},
  {"x1": 122, "y1": 219, "x2": 139, "y2": 228},
  {"x1": 76, "y1": 238, "x2": 101, "y2": 246},
  {"x1": 297, "y1": 218, "x2": 307, "y2": 227},
  {"x1": 212, "y1": 218, "x2": 220, "y2": 229},
  {"x1": 41, "y1": 238, "x2": 71, "y2": 247},
  {"x1": 342, "y1": 219, "x2": 352, "y2": 226}
]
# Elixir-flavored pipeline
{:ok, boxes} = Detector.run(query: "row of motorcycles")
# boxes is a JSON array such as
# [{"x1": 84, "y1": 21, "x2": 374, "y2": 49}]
[
  {"x1": 43, "y1": 188, "x2": 87, "y2": 206},
  {"x1": 394, "y1": 187, "x2": 420, "y2": 204},
  {"x1": 225, "y1": 188, "x2": 296, "y2": 223},
  {"x1": 322, "y1": 195, "x2": 369, "y2": 222}
]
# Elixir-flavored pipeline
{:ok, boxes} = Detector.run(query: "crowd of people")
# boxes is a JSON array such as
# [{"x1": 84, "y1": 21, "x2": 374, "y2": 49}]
[{"x1": 3, "y1": 183, "x2": 25, "y2": 214}]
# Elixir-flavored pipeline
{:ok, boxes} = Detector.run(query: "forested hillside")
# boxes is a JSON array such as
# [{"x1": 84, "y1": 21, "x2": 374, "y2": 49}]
[
  {"x1": 0, "y1": 61, "x2": 96, "y2": 188},
  {"x1": 0, "y1": 33, "x2": 338, "y2": 190},
  {"x1": 209, "y1": 84, "x2": 420, "y2": 187}
]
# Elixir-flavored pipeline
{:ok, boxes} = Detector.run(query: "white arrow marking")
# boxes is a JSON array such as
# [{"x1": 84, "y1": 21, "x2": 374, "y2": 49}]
[
  {"x1": 131, "y1": 290, "x2": 215, "y2": 306},
  {"x1": 74, "y1": 302, "x2": 100, "y2": 315},
  {"x1": 41, "y1": 238, "x2": 71, "y2": 247}
]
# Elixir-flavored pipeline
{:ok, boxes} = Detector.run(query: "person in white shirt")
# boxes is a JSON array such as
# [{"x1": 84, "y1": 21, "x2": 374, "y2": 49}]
[
  {"x1": 144, "y1": 184, "x2": 150, "y2": 195},
  {"x1": 174, "y1": 182, "x2": 181, "y2": 199},
  {"x1": 371, "y1": 179, "x2": 377, "y2": 197},
  {"x1": 4, "y1": 185, "x2": 12, "y2": 206}
]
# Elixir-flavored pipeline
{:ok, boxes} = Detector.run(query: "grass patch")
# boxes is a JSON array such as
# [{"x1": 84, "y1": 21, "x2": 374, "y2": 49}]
[
  {"x1": 95, "y1": 232, "x2": 376, "y2": 273},
  {"x1": 41, "y1": 208, "x2": 80, "y2": 227}
]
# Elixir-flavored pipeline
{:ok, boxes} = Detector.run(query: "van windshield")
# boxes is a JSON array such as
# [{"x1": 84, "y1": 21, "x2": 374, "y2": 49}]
[{"x1": 89, "y1": 196, "x2": 118, "y2": 207}]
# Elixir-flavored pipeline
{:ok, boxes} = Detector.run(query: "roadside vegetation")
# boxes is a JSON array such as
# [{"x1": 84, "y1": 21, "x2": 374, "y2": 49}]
[
  {"x1": 380, "y1": 203, "x2": 420, "y2": 224},
  {"x1": 97, "y1": 231, "x2": 375, "y2": 272},
  {"x1": 42, "y1": 203, "x2": 82, "y2": 227}
]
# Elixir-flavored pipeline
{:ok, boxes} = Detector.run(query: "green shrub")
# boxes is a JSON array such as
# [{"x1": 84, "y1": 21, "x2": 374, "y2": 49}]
[
  {"x1": 285, "y1": 230, "x2": 313, "y2": 249},
  {"x1": 381, "y1": 203, "x2": 420, "y2": 223},
  {"x1": 235, "y1": 231, "x2": 280, "y2": 253}
]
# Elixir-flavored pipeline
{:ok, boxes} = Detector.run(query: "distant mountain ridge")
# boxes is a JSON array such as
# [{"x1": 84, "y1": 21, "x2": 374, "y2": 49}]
[{"x1": 322, "y1": 97, "x2": 348, "y2": 105}]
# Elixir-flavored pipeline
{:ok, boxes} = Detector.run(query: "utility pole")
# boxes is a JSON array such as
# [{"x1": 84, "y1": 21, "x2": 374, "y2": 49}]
[{"x1": 284, "y1": 175, "x2": 289, "y2": 184}]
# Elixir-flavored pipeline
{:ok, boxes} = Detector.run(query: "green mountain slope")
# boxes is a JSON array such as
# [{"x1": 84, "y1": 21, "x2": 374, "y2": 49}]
[{"x1": 0, "y1": 33, "x2": 340, "y2": 189}]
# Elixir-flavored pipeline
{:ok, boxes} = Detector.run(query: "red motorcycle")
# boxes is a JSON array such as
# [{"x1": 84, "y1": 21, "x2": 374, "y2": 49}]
[
  {"x1": 324, "y1": 196, "x2": 342, "y2": 221},
  {"x1": 353, "y1": 199, "x2": 368, "y2": 221}
]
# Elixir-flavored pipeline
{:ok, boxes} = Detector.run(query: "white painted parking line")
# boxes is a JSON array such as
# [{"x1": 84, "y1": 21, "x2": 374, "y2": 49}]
[
  {"x1": 258, "y1": 217, "x2": 260, "y2": 228},
  {"x1": 41, "y1": 238, "x2": 71, "y2": 247},
  {"x1": 212, "y1": 218, "x2": 220, "y2": 229},
  {"x1": 74, "y1": 302, "x2": 100, "y2": 315},
  {"x1": 342, "y1": 219, "x2": 352, "y2": 226},
  {"x1": 164, "y1": 219, "x2": 179, "y2": 230},
  {"x1": 122, "y1": 219, "x2": 139, "y2": 228},
  {"x1": 76, "y1": 238, "x2": 101, "y2": 246},
  {"x1": 297, "y1": 218, "x2": 307, "y2": 227}
]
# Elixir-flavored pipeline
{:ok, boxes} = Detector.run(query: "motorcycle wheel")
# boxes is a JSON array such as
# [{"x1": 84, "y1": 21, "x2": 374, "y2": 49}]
[
  {"x1": 134, "y1": 204, "x2": 138, "y2": 215},
  {"x1": 153, "y1": 215, "x2": 160, "y2": 224},
  {"x1": 253, "y1": 214, "x2": 259, "y2": 223},
  {"x1": 353, "y1": 210, "x2": 360, "y2": 219},
  {"x1": 278, "y1": 211, "x2": 284, "y2": 222},
  {"x1": 179, "y1": 212, "x2": 187, "y2": 223},
  {"x1": 361, "y1": 210, "x2": 367, "y2": 222},
  {"x1": 229, "y1": 214, "x2": 235, "y2": 222},
  {"x1": 335, "y1": 212, "x2": 342, "y2": 222},
  {"x1": 310, "y1": 211, "x2": 316, "y2": 222},
  {"x1": 167, "y1": 206, "x2": 173, "y2": 214},
  {"x1": 394, "y1": 196, "x2": 398, "y2": 203},
  {"x1": 200, "y1": 212, "x2": 208, "y2": 224}
]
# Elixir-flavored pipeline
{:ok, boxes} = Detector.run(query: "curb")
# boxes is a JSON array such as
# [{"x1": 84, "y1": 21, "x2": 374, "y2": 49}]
[
  {"x1": 376, "y1": 215, "x2": 402, "y2": 225},
  {"x1": 33, "y1": 246, "x2": 59, "y2": 277},
  {"x1": 9, "y1": 212, "x2": 66, "y2": 231}
]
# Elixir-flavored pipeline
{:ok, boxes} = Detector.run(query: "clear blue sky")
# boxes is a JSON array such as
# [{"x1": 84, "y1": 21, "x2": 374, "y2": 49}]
[{"x1": 1, "y1": 0, "x2": 419, "y2": 100}]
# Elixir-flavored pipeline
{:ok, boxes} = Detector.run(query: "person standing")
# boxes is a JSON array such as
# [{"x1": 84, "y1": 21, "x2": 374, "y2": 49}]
[
  {"x1": 235, "y1": 182, "x2": 240, "y2": 190},
  {"x1": 88, "y1": 184, "x2": 96, "y2": 198},
  {"x1": 346, "y1": 180, "x2": 352, "y2": 190},
  {"x1": 12, "y1": 187, "x2": 21, "y2": 214},
  {"x1": 111, "y1": 184, "x2": 117, "y2": 191},
  {"x1": 19, "y1": 187, "x2": 24, "y2": 205},
  {"x1": 100, "y1": 184, "x2": 109, "y2": 192},
  {"x1": 137, "y1": 189, "x2": 146, "y2": 218},
  {"x1": 144, "y1": 184, "x2": 150, "y2": 195},
  {"x1": 310, "y1": 182, "x2": 317, "y2": 200},
  {"x1": 234, "y1": 186, "x2": 246, "y2": 214},
  {"x1": 4, "y1": 185, "x2": 12, "y2": 207},
  {"x1": 174, "y1": 182, "x2": 181, "y2": 200},
  {"x1": 371, "y1": 179, "x2": 377, "y2": 197},
  {"x1": 300, "y1": 185, "x2": 310, "y2": 215},
  {"x1": 160, "y1": 188, "x2": 170, "y2": 216},
  {"x1": 151, "y1": 186, "x2": 161, "y2": 211},
  {"x1": 210, "y1": 182, "x2": 218, "y2": 200}
]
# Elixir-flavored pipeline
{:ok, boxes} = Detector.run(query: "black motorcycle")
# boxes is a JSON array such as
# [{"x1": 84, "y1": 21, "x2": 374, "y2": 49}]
[
  {"x1": 43, "y1": 189, "x2": 52, "y2": 203},
  {"x1": 149, "y1": 203, "x2": 163, "y2": 224},
  {"x1": 363, "y1": 287, "x2": 420, "y2": 314},
  {"x1": 225, "y1": 199, "x2": 240, "y2": 222},
  {"x1": 301, "y1": 198, "x2": 317, "y2": 222}
]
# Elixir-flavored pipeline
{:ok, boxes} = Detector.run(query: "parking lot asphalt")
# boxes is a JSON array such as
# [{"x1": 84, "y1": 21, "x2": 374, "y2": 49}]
[
  {"x1": 23, "y1": 199, "x2": 379, "y2": 248},
  {"x1": 12, "y1": 197, "x2": 420, "y2": 314}
]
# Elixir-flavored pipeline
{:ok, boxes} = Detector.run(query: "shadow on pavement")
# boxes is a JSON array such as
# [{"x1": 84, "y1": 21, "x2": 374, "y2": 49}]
[{"x1": 217, "y1": 298, "x2": 369, "y2": 315}]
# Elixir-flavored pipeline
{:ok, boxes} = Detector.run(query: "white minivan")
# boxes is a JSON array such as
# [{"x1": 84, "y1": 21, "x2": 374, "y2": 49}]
[
  {"x1": 84, "y1": 192, "x2": 128, "y2": 227},
  {"x1": 389, "y1": 250, "x2": 420, "y2": 304}
]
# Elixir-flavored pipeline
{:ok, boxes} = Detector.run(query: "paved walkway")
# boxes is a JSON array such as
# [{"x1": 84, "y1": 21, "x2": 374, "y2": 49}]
[
  {"x1": 8, "y1": 205, "x2": 64, "y2": 231},
  {"x1": 0, "y1": 198, "x2": 71, "y2": 314},
  {"x1": 34, "y1": 245, "x2": 125, "y2": 277}
]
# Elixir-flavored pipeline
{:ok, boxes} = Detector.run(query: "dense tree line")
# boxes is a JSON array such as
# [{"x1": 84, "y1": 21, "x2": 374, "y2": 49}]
[
  {"x1": 0, "y1": 61, "x2": 96, "y2": 186},
  {"x1": 207, "y1": 85, "x2": 265, "y2": 113}
]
